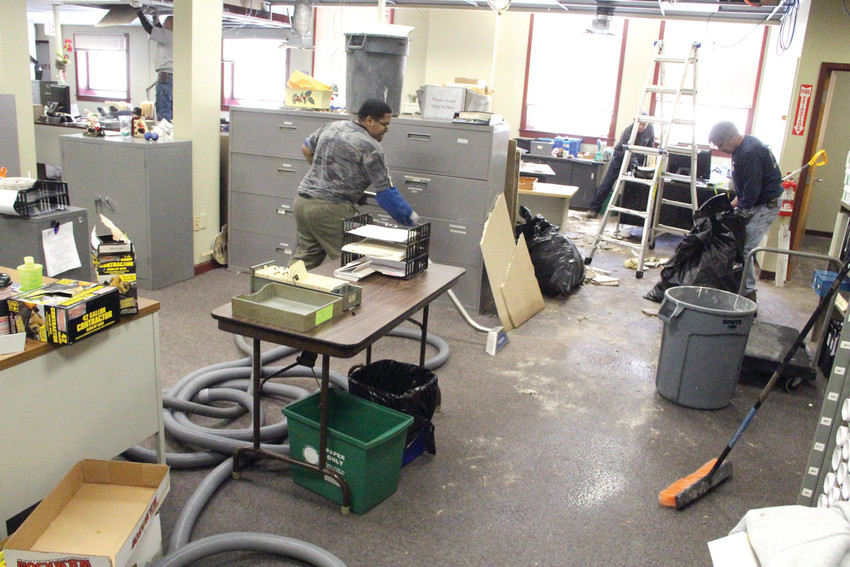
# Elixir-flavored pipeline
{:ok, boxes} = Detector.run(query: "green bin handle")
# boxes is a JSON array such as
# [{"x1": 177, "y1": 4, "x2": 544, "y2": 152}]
[{"x1": 346, "y1": 34, "x2": 366, "y2": 50}]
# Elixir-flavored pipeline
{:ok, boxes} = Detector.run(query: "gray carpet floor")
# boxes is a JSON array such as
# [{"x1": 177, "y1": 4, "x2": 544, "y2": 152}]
[{"x1": 139, "y1": 212, "x2": 831, "y2": 566}]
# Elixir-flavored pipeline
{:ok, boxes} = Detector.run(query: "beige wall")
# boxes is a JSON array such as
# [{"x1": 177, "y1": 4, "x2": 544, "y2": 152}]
[{"x1": 2, "y1": 0, "x2": 37, "y2": 176}]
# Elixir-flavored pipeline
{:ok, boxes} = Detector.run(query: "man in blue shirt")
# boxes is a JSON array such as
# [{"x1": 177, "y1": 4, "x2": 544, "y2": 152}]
[
  {"x1": 709, "y1": 121, "x2": 784, "y2": 302},
  {"x1": 292, "y1": 98, "x2": 419, "y2": 269}
]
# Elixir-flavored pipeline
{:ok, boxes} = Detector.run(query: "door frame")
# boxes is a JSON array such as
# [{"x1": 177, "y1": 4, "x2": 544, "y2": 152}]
[{"x1": 792, "y1": 62, "x2": 850, "y2": 249}]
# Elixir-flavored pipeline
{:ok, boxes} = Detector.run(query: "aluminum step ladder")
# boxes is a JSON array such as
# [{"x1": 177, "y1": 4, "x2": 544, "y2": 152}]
[{"x1": 584, "y1": 40, "x2": 701, "y2": 279}]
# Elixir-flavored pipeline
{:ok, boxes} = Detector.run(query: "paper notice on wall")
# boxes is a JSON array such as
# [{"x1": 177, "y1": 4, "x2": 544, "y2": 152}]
[{"x1": 42, "y1": 221, "x2": 82, "y2": 277}]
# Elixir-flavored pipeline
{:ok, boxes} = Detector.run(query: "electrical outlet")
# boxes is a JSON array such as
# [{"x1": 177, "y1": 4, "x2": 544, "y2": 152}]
[
  {"x1": 193, "y1": 216, "x2": 200, "y2": 231},
  {"x1": 200, "y1": 213, "x2": 208, "y2": 230}
]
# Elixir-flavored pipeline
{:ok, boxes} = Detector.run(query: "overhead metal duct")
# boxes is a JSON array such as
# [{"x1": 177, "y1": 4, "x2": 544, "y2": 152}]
[{"x1": 286, "y1": 0, "x2": 314, "y2": 49}]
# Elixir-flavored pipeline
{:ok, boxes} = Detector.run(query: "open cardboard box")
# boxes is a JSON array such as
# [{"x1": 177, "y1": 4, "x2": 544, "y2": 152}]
[{"x1": 4, "y1": 460, "x2": 169, "y2": 567}]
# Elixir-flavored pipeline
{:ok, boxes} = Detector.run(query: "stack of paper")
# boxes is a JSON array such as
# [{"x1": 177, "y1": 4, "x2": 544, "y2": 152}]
[{"x1": 342, "y1": 237, "x2": 409, "y2": 276}]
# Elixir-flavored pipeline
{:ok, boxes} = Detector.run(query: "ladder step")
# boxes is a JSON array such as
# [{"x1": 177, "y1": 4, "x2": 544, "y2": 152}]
[
  {"x1": 659, "y1": 198, "x2": 696, "y2": 210},
  {"x1": 620, "y1": 175, "x2": 654, "y2": 186},
  {"x1": 623, "y1": 145, "x2": 663, "y2": 156},
  {"x1": 646, "y1": 86, "x2": 697, "y2": 96},
  {"x1": 653, "y1": 56, "x2": 693, "y2": 64},
  {"x1": 663, "y1": 172, "x2": 696, "y2": 184},
  {"x1": 653, "y1": 224, "x2": 691, "y2": 237},
  {"x1": 641, "y1": 117, "x2": 696, "y2": 126},
  {"x1": 608, "y1": 205, "x2": 648, "y2": 218},
  {"x1": 666, "y1": 144, "x2": 699, "y2": 155},
  {"x1": 597, "y1": 234, "x2": 643, "y2": 251}
]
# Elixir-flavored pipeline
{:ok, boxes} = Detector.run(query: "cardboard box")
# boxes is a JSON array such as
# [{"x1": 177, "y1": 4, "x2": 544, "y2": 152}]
[
  {"x1": 4, "y1": 460, "x2": 169, "y2": 567},
  {"x1": 8, "y1": 279, "x2": 120, "y2": 345},
  {"x1": 419, "y1": 83, "x2": 493, "y2": 119},
  {"x1": 284, "y1": 88, "x2": 333, "y2": 109},
  {"x1": 91, "y1": 217, "x2": 138, "y2": 316}
]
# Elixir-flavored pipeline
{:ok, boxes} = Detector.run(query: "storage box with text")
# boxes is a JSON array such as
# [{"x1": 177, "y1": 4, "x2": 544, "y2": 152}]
[
  {"x1": 8, "y1": 279, "x2": 120, "y2": 345},
  {"x1": 3, "y1": 460, "x2": 169, "y2": 567},
  {"x1": 92, "y1": 223, "x2": 138, "y2": 316}
]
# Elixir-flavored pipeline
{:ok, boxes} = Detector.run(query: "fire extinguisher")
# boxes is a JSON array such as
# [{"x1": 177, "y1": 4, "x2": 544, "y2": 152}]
[{"x1": 780, "y1": 176, "x2": 796, "y2": 217}]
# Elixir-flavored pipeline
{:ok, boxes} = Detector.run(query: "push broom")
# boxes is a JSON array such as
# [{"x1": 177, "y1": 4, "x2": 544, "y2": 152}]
[{"x1": 659, "y1": 253, "x2": 850, "y2": 510}]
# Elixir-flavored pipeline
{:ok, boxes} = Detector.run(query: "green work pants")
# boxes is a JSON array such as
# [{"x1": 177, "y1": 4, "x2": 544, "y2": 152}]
[{"x1": 291, "y1": 195, "x2": 358, "y2": 269}]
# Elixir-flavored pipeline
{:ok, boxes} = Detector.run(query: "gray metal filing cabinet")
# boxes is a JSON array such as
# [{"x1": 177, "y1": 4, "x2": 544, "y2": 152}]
[
  {"x1": 228, "y1": 108, "x2": 509, "y2": 312},
  {"x1": 60, "y1": 134, "x2": 194, "y2": 290},
  {"x1": 0, "y1": 206, "x2": 93, "y2": 282}
]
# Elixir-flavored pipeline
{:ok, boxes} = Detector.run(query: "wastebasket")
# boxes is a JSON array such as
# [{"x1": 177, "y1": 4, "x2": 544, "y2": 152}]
[
  {"x1": 345, "y1": 28, "x2": 410, "y2": 115},
  {"x1": 655, "y1": 286, "x2": 757, "y2": 409},
  {"x1": 348, "y1": 359, "x2": 438, "y2": 465}
]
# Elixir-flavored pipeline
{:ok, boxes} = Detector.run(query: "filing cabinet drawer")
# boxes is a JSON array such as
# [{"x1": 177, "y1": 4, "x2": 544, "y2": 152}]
[
  {"x1": 391, "y1": 169, "x2": 496, "y2": 224},
  {"x1": 229, "y1": 192, "x2": 296, "y2": 239},
  {"x1": 230, "y1": 109, "x2": 337, "y2": 157},
  {"x1": 228, "y1": 229, "x2": 296, "y2": 272},
  {"x1": 424, "y1": 217, "x2": 483, "y2": 267},
  {"x1": 383, "y1": 123, "x2": 493, "y2": 180},
  {"x1": 230, "y1": 152, "x2": 310, "y2": 198}
]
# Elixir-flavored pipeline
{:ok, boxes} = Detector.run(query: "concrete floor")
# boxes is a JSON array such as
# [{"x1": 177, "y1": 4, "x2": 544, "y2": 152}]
[{"x1": 143, "y1": 212, "x2": 829, "y2": 566}]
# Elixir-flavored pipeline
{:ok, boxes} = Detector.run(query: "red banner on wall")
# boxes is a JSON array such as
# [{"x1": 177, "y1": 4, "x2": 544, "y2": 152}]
[{"x1": 792, "y1": 84, "x2": 813, "y2": 136}]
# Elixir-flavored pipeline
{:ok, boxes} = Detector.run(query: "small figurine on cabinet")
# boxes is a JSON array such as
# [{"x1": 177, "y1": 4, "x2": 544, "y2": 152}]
[{"x1": 132, "y1": 107, "x2": 148, "y2": 138}]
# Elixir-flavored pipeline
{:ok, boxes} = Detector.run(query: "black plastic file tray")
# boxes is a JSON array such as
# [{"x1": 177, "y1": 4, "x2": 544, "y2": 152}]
[{"x1": 232, "y1": 283, "x2": 343, "y2": 332}]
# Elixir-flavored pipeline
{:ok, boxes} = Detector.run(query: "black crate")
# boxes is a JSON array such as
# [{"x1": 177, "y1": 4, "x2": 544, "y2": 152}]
[
  {"x1": 341, "y1": 213, "x2": 430, "y2": 279},
  {"x1": 5, "y1": 180, "x2": 70, "y2": 218},
  {"x1": 819, "y1": 318, "x2": 844, "y2": 375}
]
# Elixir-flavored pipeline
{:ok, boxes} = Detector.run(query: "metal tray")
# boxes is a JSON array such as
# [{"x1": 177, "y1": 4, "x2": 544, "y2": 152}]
[{"x1": 232, "y1": 283, "x2": 343, "y2": 332}]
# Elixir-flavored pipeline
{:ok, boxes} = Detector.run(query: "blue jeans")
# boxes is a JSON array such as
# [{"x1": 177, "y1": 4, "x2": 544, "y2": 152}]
[
  {"x1": 741, "y1": 200, "x2": 781, "y2": 295},
  {"x1": 156, "y1": 76, "x2": 173, "y2": 121}
]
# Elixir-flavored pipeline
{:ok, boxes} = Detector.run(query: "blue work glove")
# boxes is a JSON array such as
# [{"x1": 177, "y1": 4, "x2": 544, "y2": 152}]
[{"x1": 375, "y1": 187, "x2": 418, "y2": 226}]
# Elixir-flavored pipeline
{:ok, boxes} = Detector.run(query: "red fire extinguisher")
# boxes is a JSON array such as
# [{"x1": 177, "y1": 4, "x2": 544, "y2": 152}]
[{"x1": 780, "y1": 176, "x2": 796, "y2": 217}]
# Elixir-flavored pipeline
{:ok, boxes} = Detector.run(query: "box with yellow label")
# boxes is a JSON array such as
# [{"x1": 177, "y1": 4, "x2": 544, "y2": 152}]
[{"x1": 8, "y1": 279, "x2": 120, "y2": 345}]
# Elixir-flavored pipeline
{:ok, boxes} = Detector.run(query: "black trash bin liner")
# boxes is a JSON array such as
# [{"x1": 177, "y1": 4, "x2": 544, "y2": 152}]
[
  {"x1": 348, "y1": 360, "x2": 439, "y2": 458},
  {"x1": 515, "y1": 205, "x2": 585, "y2": 296},
  {"x1": 644, "y1": 193, "x2": 746, "y2": 302}
]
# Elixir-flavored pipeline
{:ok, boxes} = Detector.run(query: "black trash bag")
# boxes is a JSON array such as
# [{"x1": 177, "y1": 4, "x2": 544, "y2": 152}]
[
  {"x1": 644, "y1": 193, "x2": 747, "y2": 302},
  {"x1": 515, "y1": 205, "x2": 585, "y2": 296},
  {"x1": 348, "y1": 360, "x2": 438, "y2": 455}
]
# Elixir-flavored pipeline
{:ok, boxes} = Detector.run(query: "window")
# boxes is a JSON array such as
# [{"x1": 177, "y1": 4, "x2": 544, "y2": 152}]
[
  {"x1": 222, "y1": 38, "x2": 290, "y2": 109},
  {"x1": 650, "y1": 20, "x2": 766, "y2": 146},
  {"x1": 523, "y1": 14, "x2": 626, "y2": 140},
  {"x1": 74, "y1": 33, "x2": 130, "y2": 101}
]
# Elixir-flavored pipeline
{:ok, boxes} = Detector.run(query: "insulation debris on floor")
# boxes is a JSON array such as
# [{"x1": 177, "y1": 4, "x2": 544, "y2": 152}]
[
  {"x1": 585, "y1": 266, "x2": 619, "y2": 286},
  {"x1": 623, "y1": 256, "x2": 668, "y2": 270}
]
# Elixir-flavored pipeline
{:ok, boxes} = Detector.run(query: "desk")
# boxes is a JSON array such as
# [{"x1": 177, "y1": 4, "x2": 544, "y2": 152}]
[
  {"x1": 520, "y1": 162, "x2": 556, "y2": 178},
  {"x1": 520, "y1": 154, "x2": 606, "y2": 209},
  {"x1": 0, "y1": 267, "x2": 166, "y2": 537},
  {"x1": 518, "y1": 183, "x2": 579, "y2": 232},
  {"x1": 211, "y1": 262, "x2": 465, "y2": 511}
]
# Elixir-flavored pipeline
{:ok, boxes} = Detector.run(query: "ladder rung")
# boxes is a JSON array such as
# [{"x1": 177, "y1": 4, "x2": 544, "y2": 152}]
[
  {"x1": 608, "y1": 205, "x2": 648, "y2": 218},
  {"x1": 621, "y1": 176, "x2": 654, "y2": 186},
  {"x1": 663, "y1": 172, "x2": 696, "y2": 184},
  {"x1": 666, "y1": 145, "x2": 699, "y2": 155},
  {"x1": 659, "y1": 199, "x2": 696, "y2": 210},
  {"x1": 623, "y1": 145, "x2": 663, "y2": 156},
  {"x1": 671, "y1": 118, "x2": 696, "y2": 126},
  {"x1": 596, "y1": 235, "x2": 643, "y2": 250},
  {"x1": 653, "y1": 56, "x2": 693, "y2": 64},
  {"x1": 647, "y1": 87, "x2": 697, "y2": 96},
  {"x1": 653, "y1": 224, "x2": 691, "y2": 237}
]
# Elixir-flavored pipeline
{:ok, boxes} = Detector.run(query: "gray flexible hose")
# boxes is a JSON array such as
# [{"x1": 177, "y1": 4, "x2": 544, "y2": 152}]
[
  {"x1": 131, "y1": 325, "x2": 450, "y2": 567},
  {"x1": 154, "y1": 531, "x2": 346, "y2": 567}
]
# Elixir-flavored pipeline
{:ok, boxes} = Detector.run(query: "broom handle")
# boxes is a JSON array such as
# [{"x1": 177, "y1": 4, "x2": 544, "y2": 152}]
[{"x1": 708, "y1": 255, "x2": 850, "y2": 479}]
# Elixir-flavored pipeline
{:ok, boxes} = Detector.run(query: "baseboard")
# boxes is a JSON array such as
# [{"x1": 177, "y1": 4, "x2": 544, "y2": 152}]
[{"x1": 194, "y1": 259, "x2": 222, "y2": 276}]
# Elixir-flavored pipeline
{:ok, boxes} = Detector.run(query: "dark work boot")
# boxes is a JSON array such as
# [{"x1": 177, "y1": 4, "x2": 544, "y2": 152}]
[{"x1": 585, "y1": 210, "x2": 599, "y2": 220}]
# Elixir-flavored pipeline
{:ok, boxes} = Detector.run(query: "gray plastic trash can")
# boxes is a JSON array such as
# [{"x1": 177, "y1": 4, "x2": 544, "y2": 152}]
[
  {"x1": 345, "y1": 32, "x2": 409, "y2": 115},
  {"x1": 655, "y1": 286, "x2": 757, "y2": 409}
]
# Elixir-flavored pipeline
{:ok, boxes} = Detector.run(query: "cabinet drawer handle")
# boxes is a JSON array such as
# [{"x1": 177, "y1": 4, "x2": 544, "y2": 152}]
[
  {"x1": 407, "y1": 133, "x2": 431, "y2": 142},
  {"x1": 276, "y1": 243, "x2": 292, "y2": 254},
  {"x1": 278, "y1": 122, "x2": 296, "y2": 131},
  {"x1": 449, "y1": 225, "x2": 467, "y2": 235},
  {"x1": 277, "y1": 205, "x2": 292, "y2": 215},
  {"x1": 277, "y1": 166, "x2": 295, "y2": 175},
  {"x1": 406, "y1": 181, "x2": 428, "y2": 193}
]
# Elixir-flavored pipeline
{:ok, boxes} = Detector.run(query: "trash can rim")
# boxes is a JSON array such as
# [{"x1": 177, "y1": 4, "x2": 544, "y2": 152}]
[{"x1": 663, "y1": 285, "x2": 757, "y2": 316}]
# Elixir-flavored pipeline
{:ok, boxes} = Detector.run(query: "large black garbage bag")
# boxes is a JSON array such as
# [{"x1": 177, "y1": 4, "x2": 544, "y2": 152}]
[
  {"x1": 644, "y1": 193, "x2": 746, "y2": 302},
  {"x1": 348, "y1": 360, "x2": 438, "y2": 455},
  {"x1": 515, "y1": 205, "x2": 585, "y2": 296}
]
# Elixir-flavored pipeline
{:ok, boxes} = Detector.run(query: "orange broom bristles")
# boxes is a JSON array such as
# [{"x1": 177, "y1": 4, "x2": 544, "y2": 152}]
[{"x1": 659, "y1": 459, "x2": 717, "y2": 508}]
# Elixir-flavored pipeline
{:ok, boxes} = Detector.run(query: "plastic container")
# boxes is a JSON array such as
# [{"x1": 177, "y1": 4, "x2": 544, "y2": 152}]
[
  {"x1": 119, "y1": 115, "x2": 132, "y2": 137},
  {"x1": 282, "y1": 388, "x2": 413, "y2": 514},
  {"x1": 0, "y1": 273, "x2": 12, "y2": 335},
  {"x1": 17, "y1": 257, "x2": 43, "y2": 293},
  {"x1": 655, "y1": 286, "x2": 757, "y2": 409},
  {"x1": 345, "y1": 31, "x2": 410, "y2": 115}
]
